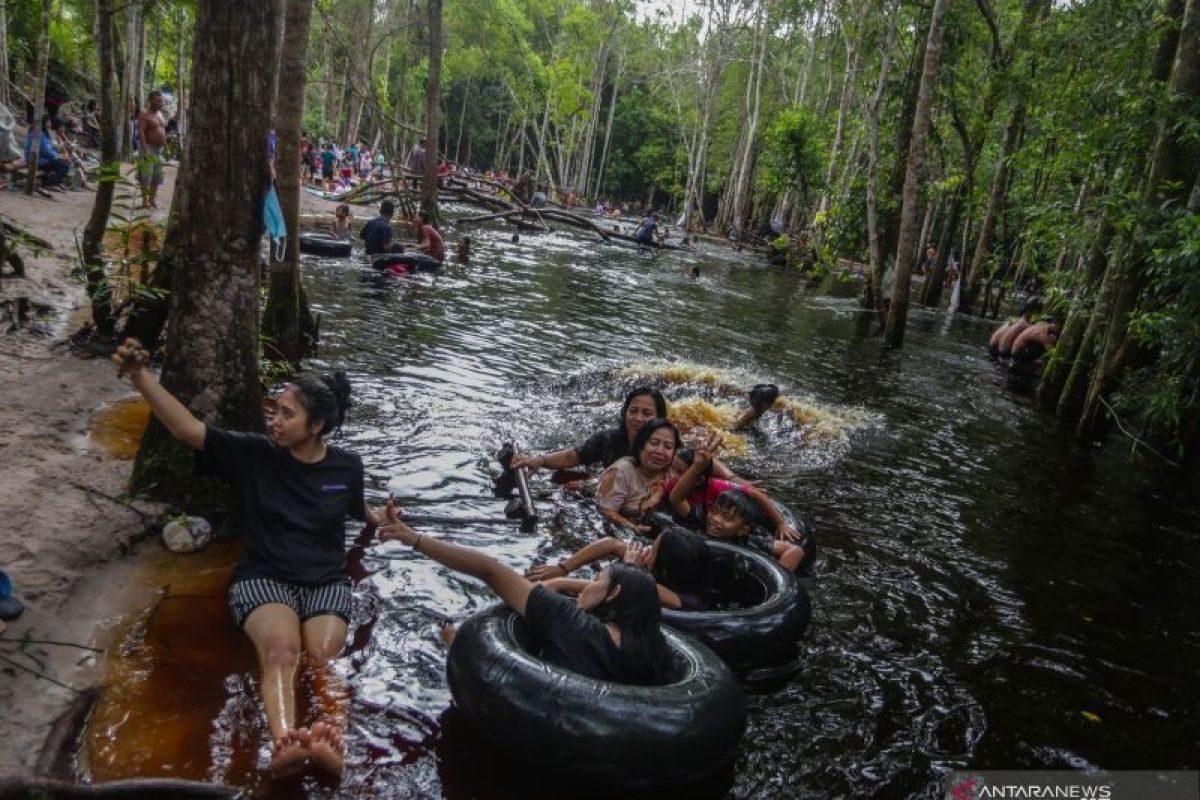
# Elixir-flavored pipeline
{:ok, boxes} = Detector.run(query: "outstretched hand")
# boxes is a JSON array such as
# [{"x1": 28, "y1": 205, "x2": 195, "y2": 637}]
[
  {"x1": 694, "y1": 430, "x2": 723, "y2": 465},
  {"x1": 623, "y1": 541, "x2": 655, "y2": 569},
  {"x1": 378, "y1": 499, "x2": 419, "y2": 545},
  {"x1": 510, "y1": 452, "x2": 544, "y2": 472},
  {"x1": 111, "y1": 337, "x2": 150, "y2": 379}
]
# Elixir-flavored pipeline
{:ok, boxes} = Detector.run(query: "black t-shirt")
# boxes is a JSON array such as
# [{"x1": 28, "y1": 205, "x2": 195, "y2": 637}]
[
  {"x1": 523, "y1": 585, "x2": 627, "y2": 682},
  {"x1": 196, "y1": 427, "x2": 366, "y2": 584},
  {"x1": 573, "y1": 427, "x2": 629, "y2": 468},
  {"x1": 573, "y1": 426, "x2": 694, "y2": 471},
  {"x1": 361, "y1": 216, "x2": 393, "y2": 255}
]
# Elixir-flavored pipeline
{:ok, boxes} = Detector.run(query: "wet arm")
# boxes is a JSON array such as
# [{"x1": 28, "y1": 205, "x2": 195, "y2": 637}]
[
  {"x1": 513, "y1": 448, "x2": 583, "y2": 472},
  {"x1": 670, "y1": 462, "x2": 709, "y2": 518},
  {"x1": 382, "y1": 521, "x2": 534, "y2": 615},
  {"x1": 527, "y1": 537, "x2": 627, "y2": 580}
]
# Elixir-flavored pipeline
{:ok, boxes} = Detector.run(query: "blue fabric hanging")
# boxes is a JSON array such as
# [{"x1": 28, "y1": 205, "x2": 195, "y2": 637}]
[{"x1": 263, "y1": 185, "x2": 286, "y2": 262}]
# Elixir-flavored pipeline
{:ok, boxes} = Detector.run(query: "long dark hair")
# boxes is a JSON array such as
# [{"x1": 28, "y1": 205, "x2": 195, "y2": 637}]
[
  {"x1": 630, "y1": 418, "x2": 680, "y2": 467},
  {"x1": 711, "y1": 489, "x2": 771, "y2": 536},
  {"x1": 288, "y1": 372, "x2": 352, "y2": 437},
  {"x1": 594, "y1": 563, "x2": 676, "y2": 685},
  {"x1": 618, "y1": 386, "x2": 667, "y2": 436},
  {"x1": 653, "y1": 528, "x2": 712, "y2": 597}
]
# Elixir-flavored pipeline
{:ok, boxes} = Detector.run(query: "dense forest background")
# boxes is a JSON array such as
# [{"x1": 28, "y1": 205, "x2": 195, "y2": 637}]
[{"x1": 2, "y1": 0, "x2": 1198, "y2": 475}]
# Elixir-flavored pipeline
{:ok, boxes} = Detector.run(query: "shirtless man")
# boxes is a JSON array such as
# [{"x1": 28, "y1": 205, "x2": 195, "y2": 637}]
[
  {"x1": 137, "y1": 91, "x2": 167, "y2": 209},
  {"x1": 988, "y1": 298, "x2": 1042, "y2": 359},
  {"x1": 1009, "y1": 317, "x2": 1060, "y2": 367}
]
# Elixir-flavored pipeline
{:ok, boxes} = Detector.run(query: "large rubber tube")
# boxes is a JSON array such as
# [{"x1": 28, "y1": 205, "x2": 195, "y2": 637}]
[
  {"x1": 371, "y1": 252, "x2": 443, "y2": 273},
  {"x1": 298, "y1": 231, "x2": 352, "y2": 257},
  {"x1": 662, "y1": 540, "x2": 811, "y2": 677},
  {"x1": 446, "y1": 604, "x2": 746, "y2": 788}
]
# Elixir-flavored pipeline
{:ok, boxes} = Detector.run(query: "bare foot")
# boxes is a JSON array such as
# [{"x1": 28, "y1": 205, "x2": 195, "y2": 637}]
[
  {"x1": 308, "y1": 720, "x2": 345, "y2": 778},
  {"x1": 269, "y1": 729, "x2": 310, "y2": 778}
]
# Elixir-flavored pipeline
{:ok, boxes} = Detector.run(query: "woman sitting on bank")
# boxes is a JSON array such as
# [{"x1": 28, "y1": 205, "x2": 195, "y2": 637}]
[
  {"x1": 595, "y1": 418, "x2": 682, "y2": 535},
  {"x1": 378, "y1": 510, "x2": 677, "y2": 685},
  {"x1": 112, "y1": 338, "x2": 390, "y2": 779}
]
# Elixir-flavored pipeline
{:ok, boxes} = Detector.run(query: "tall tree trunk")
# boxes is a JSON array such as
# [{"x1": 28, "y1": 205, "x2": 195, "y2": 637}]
[
  {"x1": 81, "y1": 0, "x2": 120, "y2": 336},
  {"x1": 131, "y1": 0, "x2": 282, "y2": 502},
  {"x1": 864, "y1": 0, "x2": 900, "y2": 311},
  {"x1": 421, "y1": 0, "x2": 443, "y2": 220},
  {"x1": 883, "y1": 0, "x2": 951, "y2": 347},
  {"x1": 262, "y1": 0, "x2": 317, "y2": 363},
  {"x1": 795, "y1": 0, "x2": 827, "y2": 105},
  {"x1": 817, "y1": 0, "x2": 868, "y2": 218},
  {"x1": 962, "y1": 99, "x2": 1026, "y2": 313},
  {"x1": 0, "y1": 1, "x2": 10, "y2": 109},
  {"x1": 454, "y1": 77, "x2": 469, "y2": 163},
  {"x1": 592, "y1": 55, "x2": 622, "y2": 199},
  {"x1": 174, "y1": 8, "x2": 188, "y2": 136},
  {"x1": 24, "y1": 0, "x2": 52, "y2": 197}
]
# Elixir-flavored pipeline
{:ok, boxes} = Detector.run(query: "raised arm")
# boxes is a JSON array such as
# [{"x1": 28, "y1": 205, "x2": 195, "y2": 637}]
[
  {"x1": 112, "y1": 338, "x2": 206, "y2": 450},
  {"x1": 380, "y1": 514, "x2": 534, "y2": 616}
]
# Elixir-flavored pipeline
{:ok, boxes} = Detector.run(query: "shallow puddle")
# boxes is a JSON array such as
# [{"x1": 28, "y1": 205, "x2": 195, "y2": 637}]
[
  {"x1": 82, "y1": 539, "x2": 266, "y2": 790},
  {"x1": 89, "y1": 396, "x2": 150, "y2": 459}
]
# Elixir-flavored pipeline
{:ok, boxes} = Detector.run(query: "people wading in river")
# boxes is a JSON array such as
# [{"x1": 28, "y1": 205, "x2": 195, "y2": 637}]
[
  {"x1": 988, "y1": 298, "x2": 1042, "y2": 359},
  {"x1": 112, "y1": 338, "x2": 391, "y2": 779},
  {"x1": 379, "y1": 510, "x2": 677, "y2": 685}
]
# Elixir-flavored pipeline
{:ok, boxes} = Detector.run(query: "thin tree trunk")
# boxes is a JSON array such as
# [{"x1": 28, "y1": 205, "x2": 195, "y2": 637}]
[
  {"x1": 131, "y1": 0, "x2": 283, "y2": 505},
  {"x1": 796, "y1": 0, "x2": 827, "y2": 105},
  {"x1": 0, "y1": 1, "x2": 10, "y2": 109},
  {"x1": 592, "y1": 56, "x2": 622, "y2": 199},
  {"x1": 262, "y1": 0, "x2": 317, "y2": 363},
  {"x1": 421, "y1": 0, "x2": 443, "y2": 219},
  {"x1": 818, "y1": 0, "x2": 869, "y2": 217},
  {"x1": 454, "y1": 77, "x2": 469, "y2": 163},
  {"x1": 864, "y1": 0, "x2": 899, "y2": 310},
  {"x1": 81, "y1": 0, "x2": 120, "y2": 336},
  {"x1": 883, "y1": 0, "x2": 952, "y2": 346},
  {"x1": 175, "y1": 8, "x2": 187, "y2": 136},
  {"x1": 24, "y1": 0, "x2": 52, "y2": 197}
]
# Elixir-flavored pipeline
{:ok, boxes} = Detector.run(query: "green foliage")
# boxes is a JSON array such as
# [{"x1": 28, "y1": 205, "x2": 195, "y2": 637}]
[{"x1": 757, "y1": 107, "x2": 825, "y2": 208}]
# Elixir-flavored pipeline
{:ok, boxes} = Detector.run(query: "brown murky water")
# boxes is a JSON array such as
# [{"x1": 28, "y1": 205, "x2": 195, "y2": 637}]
[{"x1": 89, "y1": 396, "x2": 150, "y2": 460}]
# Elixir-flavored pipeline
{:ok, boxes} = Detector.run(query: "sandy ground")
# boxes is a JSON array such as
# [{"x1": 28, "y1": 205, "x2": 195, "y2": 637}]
[{"x1": 0, "y1": 161, "x2": 343, "y2": 775}]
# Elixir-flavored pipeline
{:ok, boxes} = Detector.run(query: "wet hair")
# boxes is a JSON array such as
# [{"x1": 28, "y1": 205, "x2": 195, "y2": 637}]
[
  {"x1": 630, "y1": 418, "x2": 681, "y2": 467},
  {"x1": 711, "y1": 489, "x2": 769, "y2": 536},
  {"x1": 618, "y1": 386, "x2": 668, "y2": 435},
  {"x1": 380, "y1": 199, "x2": 395, "y2": 217},
  {"x1": 287, "y1": 372, "x2": 352, "y2": 437},
  {"x1": 593, "y1": 563, "x2": 676, "y2": 685},
  {"x1": 653, "y1": 528, "x2": 712, "y2": 598}
]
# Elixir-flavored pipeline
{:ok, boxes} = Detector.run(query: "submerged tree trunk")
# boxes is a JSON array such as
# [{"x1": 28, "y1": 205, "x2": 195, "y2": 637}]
[
  {"x1": 421, "y1": 0, "x2": 443, "y2": 220},
  {"x1": 131, "y1": 0, "x2": 282, "y2": 503},
  {"x1": 24, "y1": 0, "x2": 52, "y2": 197},
  {"x1": 864, "y1": 0, "x2": 900, "y2": 311},
  {"x1": 883, "y1": 0, "x2": 951, "y2": 346},
  {"x1": 262, "y1": 0, "x2": 317, "y2": 363},
  {"x1": 0, "y1": 1, "x2": 10, "y2": 109},
  {"x1": 81, "y1": 0, "x2": 120, "y2": 336}
]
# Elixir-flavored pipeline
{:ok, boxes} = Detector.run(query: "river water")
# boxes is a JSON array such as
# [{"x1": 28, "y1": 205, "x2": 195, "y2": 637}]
[{"x1": 92, "y1": 213, "x2": 1200, "y2": 797}]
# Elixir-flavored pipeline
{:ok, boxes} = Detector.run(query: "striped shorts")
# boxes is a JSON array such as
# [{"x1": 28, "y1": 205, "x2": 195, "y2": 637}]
[{"x1": 227, "y1": 576, "x2": 353, "y2": 628}]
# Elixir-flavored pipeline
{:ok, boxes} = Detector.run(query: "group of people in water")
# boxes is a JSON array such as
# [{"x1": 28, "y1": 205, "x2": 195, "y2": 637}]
[
  {"x1": 110, "y1": 336, "x2": 811, "y2": 782},
  {"x1": 987, "y1": 297, "x2": 1060, "y2": 367}
]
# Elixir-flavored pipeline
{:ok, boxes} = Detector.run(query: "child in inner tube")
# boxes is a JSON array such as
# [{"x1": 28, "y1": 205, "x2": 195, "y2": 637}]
[
  {"x1": 659, "y1": 430, "x2": 803, "y2": 548},
  {"x1": 379, "y1": 510, "x2": 678, "y2": 686},
  {"x1": 526, "y1": 526, "x2": 714, "y2": 610}
]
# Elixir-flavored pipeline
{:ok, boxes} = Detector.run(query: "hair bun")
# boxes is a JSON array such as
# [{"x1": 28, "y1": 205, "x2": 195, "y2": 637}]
[{"x1": 321, "y1": 372, "x2": 352, "y2": 412}]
